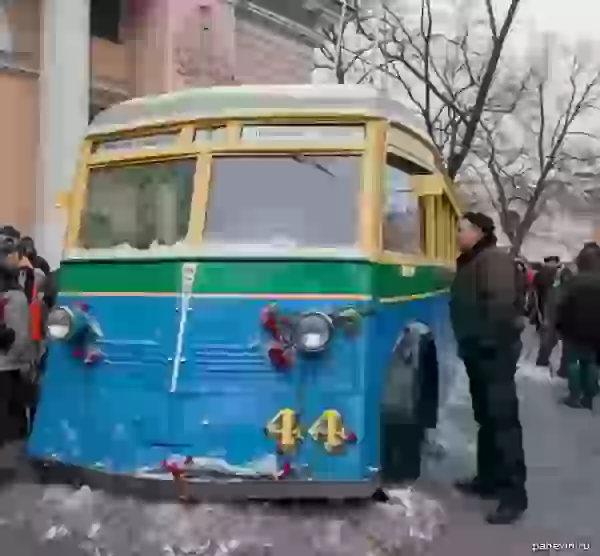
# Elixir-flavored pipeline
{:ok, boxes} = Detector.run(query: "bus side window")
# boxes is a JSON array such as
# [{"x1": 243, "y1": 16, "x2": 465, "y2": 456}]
[{"x1": 382, "y1": 154, "x2": 423, "y2": 256}]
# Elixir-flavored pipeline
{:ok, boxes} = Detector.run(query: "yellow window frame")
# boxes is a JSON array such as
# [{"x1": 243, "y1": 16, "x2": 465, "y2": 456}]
[{"x1": 65, "y1": 120, "x2": 369, "y2": 252}]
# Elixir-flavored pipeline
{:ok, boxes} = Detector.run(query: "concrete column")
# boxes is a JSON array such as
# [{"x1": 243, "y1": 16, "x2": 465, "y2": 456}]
[{"x1": 36, "y1": 0, "x2": 90, "y2": 269}]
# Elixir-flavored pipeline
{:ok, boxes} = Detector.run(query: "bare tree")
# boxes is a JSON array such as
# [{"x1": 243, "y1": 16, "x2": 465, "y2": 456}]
[
  {"x1": 355, "y1": 0, "x2": 522, "y2": 180},
  {"x1": 313, "y1": 1, "x2": 376, "y2": 84},
  {"x1": 468, "y1": 51, "x2": 600, "y2": 255}
]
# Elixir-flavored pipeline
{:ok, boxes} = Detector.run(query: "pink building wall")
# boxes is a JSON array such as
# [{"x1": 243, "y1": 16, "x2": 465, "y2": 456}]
[{"x1": 127, "y1": 0, "x2": 314, "y2": 93}]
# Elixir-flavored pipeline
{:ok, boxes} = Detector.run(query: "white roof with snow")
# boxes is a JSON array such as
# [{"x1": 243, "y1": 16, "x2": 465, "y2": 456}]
[{"x1": 87, "y1": 84, "x2": 429, "y2": 140}]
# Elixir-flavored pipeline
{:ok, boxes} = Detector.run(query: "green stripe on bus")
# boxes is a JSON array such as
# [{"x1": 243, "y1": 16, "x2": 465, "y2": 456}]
[{"x1": 57, "y1": 259, "x2": 454, "y2": 297}]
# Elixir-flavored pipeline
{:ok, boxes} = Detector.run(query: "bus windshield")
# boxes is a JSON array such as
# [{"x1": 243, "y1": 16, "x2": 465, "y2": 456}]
[
  {"x1": 202, "y1": 155, "x2": 361, "y2": 249},
  {"x1": 79, "y1": 159, "x2": 195, "y2": 250}
]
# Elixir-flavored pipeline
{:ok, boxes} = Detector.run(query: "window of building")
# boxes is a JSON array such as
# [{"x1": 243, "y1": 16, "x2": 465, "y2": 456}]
[
  {"x1": 91, "y1": 0, "x2": 122, "y2": 43},
  {"x1": 382, "y1": 154, "x2": 423, "y2": 255},
  {"x1": 79, "y1": 160, "x2": 196, "y2": 250}
]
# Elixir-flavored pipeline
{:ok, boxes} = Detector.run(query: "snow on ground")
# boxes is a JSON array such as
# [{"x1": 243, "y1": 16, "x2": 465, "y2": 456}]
[{"x1": 0, "y1": 479, "x2": 445, "y2": 556}]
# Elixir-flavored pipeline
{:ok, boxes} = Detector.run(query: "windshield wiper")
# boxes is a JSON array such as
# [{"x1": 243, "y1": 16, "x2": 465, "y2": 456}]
[{"x1": 291, "y1": 155, "x2": 336, "y2": 178}]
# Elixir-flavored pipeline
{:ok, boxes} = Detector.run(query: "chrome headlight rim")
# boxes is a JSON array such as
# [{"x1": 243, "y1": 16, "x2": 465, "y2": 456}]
[
  {"x1": 294, "y1": 311, "x2": 334, "y2": 353},
  {"x1": 47, "y1": 306, "x2": 75, "y2": 341}
]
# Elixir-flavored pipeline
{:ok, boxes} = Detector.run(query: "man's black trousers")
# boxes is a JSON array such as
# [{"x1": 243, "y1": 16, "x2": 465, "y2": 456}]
[{"x1": 462, "y1": 342, "x2": 528, "y2": 509}]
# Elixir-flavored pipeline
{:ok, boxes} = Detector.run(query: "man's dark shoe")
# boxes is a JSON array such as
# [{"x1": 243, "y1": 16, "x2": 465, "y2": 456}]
[
  {"x1": 561, "y1": 396, "x2": 583, "y2": 409},
  {"x1": 581, "y1": 396, "x2": 593, "y2": 411},
  {"x1": 453, "y1": 478, "x2": 497, "y2": 500},
  {"x1": 485, "y1": 503, "x2": 526, "y2": 524}
]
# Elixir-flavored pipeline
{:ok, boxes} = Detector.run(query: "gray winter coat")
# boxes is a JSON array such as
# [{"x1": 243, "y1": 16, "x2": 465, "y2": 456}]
[{"x1": 0, "y1": 289, "x2": 32, "y2": 372}]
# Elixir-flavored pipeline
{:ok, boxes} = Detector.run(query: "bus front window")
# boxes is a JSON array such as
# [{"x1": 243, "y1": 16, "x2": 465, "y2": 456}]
[
  {"x1": 79, "y1": 159, "x2": 196, "y2": 250},
  {"x1": 202, "y1": 155, "x2": 361, "y2": 249}
]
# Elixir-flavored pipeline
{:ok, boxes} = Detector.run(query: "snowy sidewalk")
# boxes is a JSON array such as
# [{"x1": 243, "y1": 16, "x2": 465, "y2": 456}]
[{"x1": 422, "y1": 345, "x2": 598, "y2": 555}]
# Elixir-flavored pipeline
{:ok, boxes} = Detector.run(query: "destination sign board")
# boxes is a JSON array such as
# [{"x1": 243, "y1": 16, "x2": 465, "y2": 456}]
[
  {"x1": 240, "y1": 125, "x2": 364, "y2": 143},
  {"x1": 94, "y1": 133, "x2": 178, "y2": 153}
]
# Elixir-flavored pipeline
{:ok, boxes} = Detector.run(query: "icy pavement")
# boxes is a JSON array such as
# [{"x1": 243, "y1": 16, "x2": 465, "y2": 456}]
[
  {"x1": 0, "y1": 466, "x2": 445, "y2": 556},
  {"x1": 422, "y1": 327, "x2": 598, "y2": 555}
]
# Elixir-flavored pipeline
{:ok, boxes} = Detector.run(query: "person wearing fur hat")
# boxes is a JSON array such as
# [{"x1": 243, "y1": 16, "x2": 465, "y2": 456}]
[{"x1": 449, "y1": 211, "x2": 527, "y2": 524}]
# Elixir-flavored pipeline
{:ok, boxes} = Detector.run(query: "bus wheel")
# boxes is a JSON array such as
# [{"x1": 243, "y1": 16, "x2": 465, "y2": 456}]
[{"x1": 380, "y1": 323, "x2": 440, "y2": 483}]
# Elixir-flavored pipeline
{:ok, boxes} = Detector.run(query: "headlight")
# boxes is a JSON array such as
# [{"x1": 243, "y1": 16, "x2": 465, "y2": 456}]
[
  {"x1": 295, "y1": 312, "x2": 333, "y2": 353},
  {"x1": 47, "y1": 307, "x2": 74, "y2": 340}
]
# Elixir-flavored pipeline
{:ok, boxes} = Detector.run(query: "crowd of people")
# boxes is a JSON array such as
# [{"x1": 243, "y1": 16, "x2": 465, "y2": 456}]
[
  {"x1": 518, "y1": 246, "x2": 600, "y2": 409},
  {"x1": 0, "y1": 225, "x2": 54, "y2": 448},
  {"x1": 450, "y1": 212, "x2": 600, "y2": 526}
]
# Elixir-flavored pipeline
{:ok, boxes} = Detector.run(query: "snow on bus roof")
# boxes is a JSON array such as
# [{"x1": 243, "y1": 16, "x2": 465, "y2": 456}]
[{"x1": 87, "y1": 84, "x2": 429, "y2": 140}]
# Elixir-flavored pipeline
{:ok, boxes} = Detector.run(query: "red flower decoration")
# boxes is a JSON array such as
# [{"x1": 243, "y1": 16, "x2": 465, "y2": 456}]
[
  {"x1": 279, "y1": 462, "x2": 292, "y2": 478},
  {"x1": 162, "y1": 459, "x2": 183, "y2": 477},
  {"x1": 345, "y1": 431, "x2": 358, "y2": 444},
  {"x1": 260, "y1": 305, "x2": 280, "y2": 338},
  {"x1": 268, "y1": 344, "x2": 291, "y2": 370}
]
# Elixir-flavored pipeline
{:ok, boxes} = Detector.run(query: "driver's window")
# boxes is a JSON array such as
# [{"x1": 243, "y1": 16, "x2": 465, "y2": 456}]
[{"x1": 382, "y1": 154, "x2": 423, "y2": 255}]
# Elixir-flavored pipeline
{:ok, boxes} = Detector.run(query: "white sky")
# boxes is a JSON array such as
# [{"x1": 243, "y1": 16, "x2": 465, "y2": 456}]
[{"x1": 517, "y1": 0, "x2": 599, "y2": 37}]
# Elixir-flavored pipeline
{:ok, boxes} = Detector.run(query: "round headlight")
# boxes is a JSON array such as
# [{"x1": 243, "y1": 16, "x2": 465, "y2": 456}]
[
  {"x1": 295, "y1": 312, "x2": 333, "y2": 353},
  {"x1": 47, "y1": 307, "x2": 73, "y2": 340}
]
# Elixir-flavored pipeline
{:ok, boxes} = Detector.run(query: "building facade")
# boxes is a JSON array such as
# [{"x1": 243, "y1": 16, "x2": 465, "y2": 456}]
[{"x1": 0, "y1": 0, "x2": 341, "y2": 265}]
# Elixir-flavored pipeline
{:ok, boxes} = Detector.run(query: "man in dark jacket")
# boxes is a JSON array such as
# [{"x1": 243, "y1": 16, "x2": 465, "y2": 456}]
[
  {"x1": 535, "y1": 260, "x2": 573, "y2": 375},
  {"x1": 449, "y1": 212, "x2": 527, "y2": 525},
  {"x1": 555, "y1": 242, "x2": 600, "y2": 409}
]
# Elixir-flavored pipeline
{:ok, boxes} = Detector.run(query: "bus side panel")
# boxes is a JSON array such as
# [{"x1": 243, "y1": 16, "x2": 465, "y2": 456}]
[{"x1": 366, "y1": 263, "x2": 455, "y2": 479}]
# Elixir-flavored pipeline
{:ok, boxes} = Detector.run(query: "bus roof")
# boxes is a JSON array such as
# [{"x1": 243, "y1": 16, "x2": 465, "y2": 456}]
[{"x1": 87, "y1": 84, "x2": 430, "y2": 139}]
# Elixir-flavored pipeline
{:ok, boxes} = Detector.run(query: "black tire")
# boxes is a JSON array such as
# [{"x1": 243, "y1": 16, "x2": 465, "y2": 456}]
[{"x1": 380, "y1": 325, "x2": 440, "y2": 482}]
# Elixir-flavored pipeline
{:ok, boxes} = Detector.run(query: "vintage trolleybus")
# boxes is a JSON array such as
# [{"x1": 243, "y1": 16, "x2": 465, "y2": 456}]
[{"x1": 29, "y1": 85, "x2": 461, "y2": 500}]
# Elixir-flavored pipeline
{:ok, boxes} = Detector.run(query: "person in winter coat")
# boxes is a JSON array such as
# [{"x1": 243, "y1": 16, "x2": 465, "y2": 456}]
[
  {"x1": 514, "y1": 258, "x2": 530, "y2": 317},
  {"x1": 534, "y1": 256, "x2": 561, "y2": 324},
  {"x1": 16, "y1": 240, "x2": 48, "y2": 434},
  {"x1": 20, "y1": 236, "x2": 50, "y2": 276},
  {"x1": 0, "y1": 237, "x2": 32, "y2": 445},
  {"x1": 449, "y1": 211, "x2": 527, "y2": 525},
  {"x1": 555, "y1": 242, "x2": 600, "y2": 409},
  {"x1": 535, "y1": 256, "x2": 572, "y2": 372}
]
